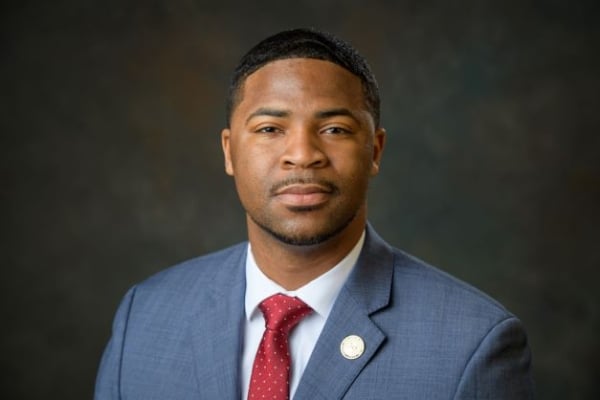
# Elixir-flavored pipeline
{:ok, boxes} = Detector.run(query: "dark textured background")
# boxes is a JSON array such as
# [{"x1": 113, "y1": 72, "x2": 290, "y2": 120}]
[{"x1": 2, "y1": 0, "x2": 599, "y2": 398}]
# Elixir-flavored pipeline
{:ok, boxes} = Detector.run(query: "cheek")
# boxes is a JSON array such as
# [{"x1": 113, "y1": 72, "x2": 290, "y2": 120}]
[
  {"x1": 232, "y1": 150, "x2": 269, "y2": 180},
  {"x1": 233, "y1": 171, "x2": 261, "y2": 210},
  {"x1": 231, "y1": 150, "x2": 270, "y2": 195},
  {"x1": 332, "y1": 145, "x2": 373, "y2": 173}
]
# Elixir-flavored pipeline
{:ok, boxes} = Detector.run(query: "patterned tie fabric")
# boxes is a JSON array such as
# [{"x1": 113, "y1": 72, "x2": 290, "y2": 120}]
[{"x1": 248, "y1": 293, "x2": 313, "y2": 400}]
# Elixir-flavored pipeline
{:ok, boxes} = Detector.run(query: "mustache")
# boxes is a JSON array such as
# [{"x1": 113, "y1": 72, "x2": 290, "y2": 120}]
[{"x1": 269, "y1": 177, "x2": 339, "y2": 195}]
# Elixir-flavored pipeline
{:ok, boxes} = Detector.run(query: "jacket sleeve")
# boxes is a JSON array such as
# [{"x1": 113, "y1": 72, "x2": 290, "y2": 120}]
[
  {"x1": 453, "y1": 316, "x2": 535, "y2": 399},
  {"x1": 94, "y1": 286, "x2": 137, "y2": 400}
]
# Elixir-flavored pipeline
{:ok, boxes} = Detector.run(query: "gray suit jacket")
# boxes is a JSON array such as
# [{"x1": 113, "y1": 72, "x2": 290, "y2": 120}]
[{"x1": 95, "y1": 226, "x2": 534, "y2": 399}]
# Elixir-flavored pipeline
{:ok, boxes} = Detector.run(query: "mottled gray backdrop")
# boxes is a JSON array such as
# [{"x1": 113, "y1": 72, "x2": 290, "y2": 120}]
[{"x1": 2, "y1": 0, "x2": 599, "y2": 399}]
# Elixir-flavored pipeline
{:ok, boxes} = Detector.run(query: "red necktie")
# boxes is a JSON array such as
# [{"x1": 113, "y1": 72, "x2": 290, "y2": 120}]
[{"x1": 247, "y1": 293, "x2": 313, "y2": 400}]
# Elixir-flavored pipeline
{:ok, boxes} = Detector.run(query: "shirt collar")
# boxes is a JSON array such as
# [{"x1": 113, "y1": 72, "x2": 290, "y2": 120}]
[{"x1": 245, "y1": 231, "x2": 365, "y2": 321}]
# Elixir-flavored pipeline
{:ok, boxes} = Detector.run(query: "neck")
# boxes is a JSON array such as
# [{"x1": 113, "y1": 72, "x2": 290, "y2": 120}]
[{"x1": 247, "y1": 211, "x2": 366, "y2": 291}]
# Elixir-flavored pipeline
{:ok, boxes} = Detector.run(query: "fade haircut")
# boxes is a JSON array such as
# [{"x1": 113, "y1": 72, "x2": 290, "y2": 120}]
[{"x1": 226, "y1": 28, "x2": 381, "y2": 128}]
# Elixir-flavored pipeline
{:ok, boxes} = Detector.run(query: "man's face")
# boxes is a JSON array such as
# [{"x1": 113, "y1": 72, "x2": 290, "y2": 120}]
[{"x1": 222, "y1": 58, "x2": 385, "y2": 246}]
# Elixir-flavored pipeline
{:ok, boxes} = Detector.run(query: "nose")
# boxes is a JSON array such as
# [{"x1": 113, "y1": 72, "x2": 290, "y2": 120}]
[{"x1": 281, "y1": 128, "x2": 327, "y2": 169}]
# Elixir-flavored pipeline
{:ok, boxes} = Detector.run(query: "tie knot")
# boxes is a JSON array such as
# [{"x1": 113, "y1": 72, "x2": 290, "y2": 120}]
[{"x1": 259, "y1": 293, "x2": 312, "y2": 334}]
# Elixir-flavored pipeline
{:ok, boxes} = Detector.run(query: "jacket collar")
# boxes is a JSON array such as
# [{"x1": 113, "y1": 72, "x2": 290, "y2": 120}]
[
  {"x1": 294, "y1": 225, "x2": 394, "y2": 399},
  {"x1": 186, "y1": 224, "x2": 394, "y2": 399},
  {"x1": 187, "y1": 243, "x2": 248, "y2": 399}
]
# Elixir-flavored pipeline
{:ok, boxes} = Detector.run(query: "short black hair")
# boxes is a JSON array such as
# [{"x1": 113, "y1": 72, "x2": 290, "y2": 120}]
[{"x1": 226, "y1": 28, "x2": 380, "y2": 128}]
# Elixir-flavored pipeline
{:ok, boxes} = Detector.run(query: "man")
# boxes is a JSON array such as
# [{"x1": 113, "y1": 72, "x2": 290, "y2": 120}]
[{"x1": 95, "y1": 28, "x2": 534, "y2": 399}]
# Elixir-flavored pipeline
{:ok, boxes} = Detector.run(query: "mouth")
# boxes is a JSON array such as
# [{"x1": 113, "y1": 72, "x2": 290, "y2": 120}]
[{"x1": 272, "y1": 181, "x2": 336, "y2": 208}]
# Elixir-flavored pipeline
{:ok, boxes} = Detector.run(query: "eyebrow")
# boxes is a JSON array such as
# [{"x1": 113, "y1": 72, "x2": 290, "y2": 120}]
[
  {"x1": 245, "y1": 108, "x2": 290, "y2": 124},
  {"x1": 246, "y1": 107, "x2": 360, "y2": 125},
  {"x1": 314, "y1": 108, "x2": 358, "y2": 121}
]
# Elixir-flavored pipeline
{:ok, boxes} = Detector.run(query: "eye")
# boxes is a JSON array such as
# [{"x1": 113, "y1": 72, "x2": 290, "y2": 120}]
[
  {"x1": 323, "y1": 126, "x2": 351, "y2": 135},
  {"x1": 256, "y1": 126, "x2": 282, "y2": 134}
]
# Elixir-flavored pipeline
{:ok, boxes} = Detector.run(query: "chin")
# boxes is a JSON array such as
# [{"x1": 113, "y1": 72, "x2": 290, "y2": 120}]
[
  {"x1": 252, "y1": 212, "x2": 358, "y2": 247},
  {"x1": 268, "y1": 230, "x2": 334, "y2": 247}
]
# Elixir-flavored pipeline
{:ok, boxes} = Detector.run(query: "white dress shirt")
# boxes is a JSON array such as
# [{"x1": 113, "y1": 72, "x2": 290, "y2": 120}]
[{"x1": 242, "y1": 231, "x2": 365, "y2": 399}]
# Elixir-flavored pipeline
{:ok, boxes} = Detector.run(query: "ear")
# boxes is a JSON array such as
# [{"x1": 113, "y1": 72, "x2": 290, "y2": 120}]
[
  {"x1": 370, "y1": 127, "x2": 386, "y2": 176},
  {"x1": 221, "y1": 128, "x2": 234, "y2": 176}
]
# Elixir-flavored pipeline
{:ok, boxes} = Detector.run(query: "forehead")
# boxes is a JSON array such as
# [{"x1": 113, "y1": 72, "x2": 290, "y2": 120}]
[{"x1": 234, "y1": 58, "x2": 367, "y2": 116}]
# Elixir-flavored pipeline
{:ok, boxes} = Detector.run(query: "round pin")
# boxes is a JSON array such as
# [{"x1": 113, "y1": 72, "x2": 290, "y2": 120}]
[{"x1": 340, "y1": 335, "x2": 365, "y2": 360}]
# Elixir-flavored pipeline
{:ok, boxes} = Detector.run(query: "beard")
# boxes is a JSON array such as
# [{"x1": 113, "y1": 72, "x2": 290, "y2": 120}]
[
  {"x1": 249, "y1": 207, "x2": 359, "y2": 246},
  {"x1": 241, "y1": 175, "x2": 367, "y2": 246}
]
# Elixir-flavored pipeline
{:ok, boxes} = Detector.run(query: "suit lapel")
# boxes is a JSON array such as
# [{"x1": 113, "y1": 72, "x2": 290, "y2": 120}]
[
  {"x1": 294, "y1": 226, "x2": 394, "y2": 399},
  {"x1": 187, "y1": 244, "x2": 247, "y2": 399}
]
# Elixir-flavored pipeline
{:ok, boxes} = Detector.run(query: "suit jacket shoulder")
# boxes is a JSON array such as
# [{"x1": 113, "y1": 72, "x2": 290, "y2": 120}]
[
  {"x1": 391, "y1": 245, "x2": 512, "y2": 326},
  {"x1": 138, "y1": 242, "x2": 247, "y2": 294},
  {"x1": 293, "y1": 226, "x2": 534, "y2": 399},
  {"x1": 95, "y1": 242, "x2": 248, "y2": 400}
]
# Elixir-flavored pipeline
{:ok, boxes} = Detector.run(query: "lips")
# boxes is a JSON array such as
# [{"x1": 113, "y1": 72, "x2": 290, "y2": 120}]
[{"x1": 273, "y1": 183, "x2": 334, "y2": 207}]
